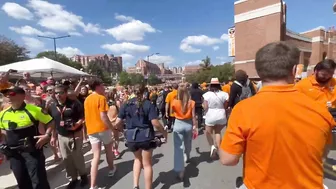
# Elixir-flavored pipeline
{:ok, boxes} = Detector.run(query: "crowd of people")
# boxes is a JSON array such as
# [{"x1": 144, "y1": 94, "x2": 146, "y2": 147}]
[{"x1": 0, "y1": 41, "x2": 335, "y2": 189}]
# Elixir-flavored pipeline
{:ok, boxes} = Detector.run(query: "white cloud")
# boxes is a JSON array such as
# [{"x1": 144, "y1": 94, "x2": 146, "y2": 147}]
[
  {"x1": 68, "y1": 31, "x2": 83, "y2": 37},
  {"x1": 9, "y1": 25, "x2": 55, "y2": 36},
  {"x1": 220, "y1": 33, "x2": 229, "y2": 41},
  {"x1": 147, "y1": 55, "x2": 174, "y2": 64},
  {"x1": 27, "y1": 0, "x2": 101, "y2": 34},
  {"x1": 115, "y1": 13, "x2": 134, "y2": 22},
  {"x1": 2, "y1": 2, "x2": 33, "y2": 20},
  {"x1": 186, "y1": 60, "x2": 202, "y2": 65},
  {"x1": 101, "y1": 42, "x2": 150, "y2": 54},
  {"x1": 56, "y1": 47, "x2": 83, "y2": 57},
  {"x1": 213, "y1": 46, "x2": 219, "y2": 51},
  {"x1": 120, "y1": 53, "x2": 134, "y2": 61},
  {"x1": 106, "y1": 15, "x2": 156, "y2": 41},
  {"x1": 22, "y1": 37, "x2": 44, "y2": 50},
  {"x1": 180, "y1": 43, "x2": 201, "y2": 53},
  {"x1": 180, "y1": 33, "x2": 229, "y2": 53},
  {"x1": 84, "y1": 23, "x2": 102, "y2": 34}
]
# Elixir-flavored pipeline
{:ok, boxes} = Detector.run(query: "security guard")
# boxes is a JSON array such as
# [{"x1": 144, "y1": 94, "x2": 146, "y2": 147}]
[{"x1": 0, "y1": 86, "x2": 55, "y2": 189}]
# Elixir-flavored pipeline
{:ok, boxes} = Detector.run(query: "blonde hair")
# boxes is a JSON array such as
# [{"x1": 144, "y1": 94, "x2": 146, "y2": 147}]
[{"x1": 177, "y1": 84, "x2": 190, "y2": 114}]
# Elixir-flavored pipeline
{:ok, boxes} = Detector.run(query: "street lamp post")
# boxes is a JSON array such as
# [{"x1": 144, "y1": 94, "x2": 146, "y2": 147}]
[
  {"x1": 147, "y1": 52, "x2": 160, "y2": 62},
  {"x1": 37, "y1": 35, "x2": 71, "y2": 60}
]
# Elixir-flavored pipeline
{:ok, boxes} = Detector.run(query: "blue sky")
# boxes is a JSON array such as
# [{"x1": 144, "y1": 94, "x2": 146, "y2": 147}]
[{"x1": 0, "y1": 0, "x2": 335, "y2": 68}]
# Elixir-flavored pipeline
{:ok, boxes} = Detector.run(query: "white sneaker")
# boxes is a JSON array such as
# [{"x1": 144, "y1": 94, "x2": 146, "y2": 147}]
[
  {"x1": 108, "y1": 166, "x2": 117, "y2": 177},
  {"x1": 90, "y1": 186, "x2": 103, "y2": 189},
  {"x1": 210, "y1": 145, "x2": 217, "y2": 157}
]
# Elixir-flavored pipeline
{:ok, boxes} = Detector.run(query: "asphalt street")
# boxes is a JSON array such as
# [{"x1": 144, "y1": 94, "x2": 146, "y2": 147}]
[{"x1": 1, "y1": 128, "x2": 336, "y2": 189}]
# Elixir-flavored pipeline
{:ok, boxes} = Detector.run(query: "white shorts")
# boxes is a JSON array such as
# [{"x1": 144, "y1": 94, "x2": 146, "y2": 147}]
[
  {"x1": 88, "y1": 130, "x2": 112, "y2": 145},
  {"x1": 204, "y1": 109, "x2": 227, "y2": 126}
]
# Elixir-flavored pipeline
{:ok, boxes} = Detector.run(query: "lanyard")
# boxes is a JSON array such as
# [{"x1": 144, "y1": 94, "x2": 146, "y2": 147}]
[{"x1": 56, "y1": 106, "x2": 66, "y2": 120}]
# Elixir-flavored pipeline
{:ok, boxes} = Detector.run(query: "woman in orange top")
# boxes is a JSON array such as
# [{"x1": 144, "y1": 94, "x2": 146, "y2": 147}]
[{"x1": 171, "y1": 84, "x2": 197, "y2": 180}]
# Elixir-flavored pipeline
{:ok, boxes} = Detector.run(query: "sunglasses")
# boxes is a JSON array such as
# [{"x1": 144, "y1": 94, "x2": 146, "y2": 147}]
[
  {"x1": 5, "y1": 91, "x2": 16, "y2": 97},
  {"x1": 55, "y1": 91, "x2": 65, "y2": 95}
]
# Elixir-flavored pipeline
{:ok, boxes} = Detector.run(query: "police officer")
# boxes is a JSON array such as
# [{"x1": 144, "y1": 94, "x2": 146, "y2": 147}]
[
  {"x1": 0, "y1": 86, "x2": 55, "y2": 189},
  {"x1": 114, "y1": 84, "x2": 167, "y2": 189}
]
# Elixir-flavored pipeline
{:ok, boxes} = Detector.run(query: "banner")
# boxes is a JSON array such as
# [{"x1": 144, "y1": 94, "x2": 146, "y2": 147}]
[{"x1": 228, "y1": 27, "x2": 235, "y2": 57}]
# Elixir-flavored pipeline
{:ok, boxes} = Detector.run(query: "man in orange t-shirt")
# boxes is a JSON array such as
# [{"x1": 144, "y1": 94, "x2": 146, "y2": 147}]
[
  {"x1": 220, "y1": 42, "x2": 334, "y2": 189},
  {"x1": 165, "y1": 84, "x2": 178, "y2": 132},
  {"x1": 295, "y1": 59, "x2": 336, "y2": 171},
  {"x1": 295, "y1": 60, "x2": 336, "y2": 108},
  {"x1": 84, "y1": 79, "x2": 116, "y2": 189}
]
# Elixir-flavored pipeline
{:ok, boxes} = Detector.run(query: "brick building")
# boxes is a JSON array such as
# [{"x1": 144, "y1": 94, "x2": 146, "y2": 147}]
[
  {"x1": 126, "y1": 59, "x2": 172, "y2": 75},
  {"x1": 183, "y1": 65, "x2": 201, "y2": 75},
  {"x1": 71, "y1": 54, "x2": 123, "y2": 75},
  {"x1": 233, "y1": 0, "x2": 336, "y2": 78}
]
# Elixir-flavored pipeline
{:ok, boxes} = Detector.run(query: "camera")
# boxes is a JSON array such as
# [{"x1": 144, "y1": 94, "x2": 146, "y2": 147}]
[
  {"x1": 64, "y1": 119, "x2": 75, "y2": 129},
  {"x1": 153, "y1": 135, "x2": 166, "y2": 147}
]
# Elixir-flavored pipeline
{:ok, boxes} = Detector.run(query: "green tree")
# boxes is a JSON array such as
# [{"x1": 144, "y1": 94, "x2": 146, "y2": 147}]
[
  {"x1": 147, "y1": 73, "x2": 162, "y2": 85},
  {"x1": 119, "y1": 71, "x2": 131, "y2": 86},
  {"x1": 36, "y1": 51, "x2": 83, "y2": 70},
  {"x1": 0, "y1": 35, "x2": 30, "y2": 66},
  {"x1": 129, "y1": 73, "x2": 145, "y2": 85},
  {"x1": 186, "y1": 63, "x2": 235, "y2": 84},
  {"x1": 199, "y1": 56, "x2": 212, "y2": 70},
  {"x1": 86, "y1": 61, "x2": 111, "y2": 84}
]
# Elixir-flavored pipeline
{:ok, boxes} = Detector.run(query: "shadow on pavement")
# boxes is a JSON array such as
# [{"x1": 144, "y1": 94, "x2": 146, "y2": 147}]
[
  {"x1": 152, "y1": 147, "x2": 212, "y2": 189},
  {"x1": 49, "y1": 144, "x2": 106, "y2": 189},
  {"x1": 96, "y1": 153, "x2": 164, "y2": 189}
]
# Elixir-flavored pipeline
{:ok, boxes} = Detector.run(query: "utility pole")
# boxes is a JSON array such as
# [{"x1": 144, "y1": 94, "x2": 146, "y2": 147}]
[
  {"x1": 147, "y1": 52, "x2": 160, "y2": 62},
  {"x1": 37, "y1": 35, "x2": 71, "y2": 60}
]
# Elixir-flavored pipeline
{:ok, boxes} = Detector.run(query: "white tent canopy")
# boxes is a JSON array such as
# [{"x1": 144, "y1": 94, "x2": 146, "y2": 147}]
[{"x1": 0, "y1": 57, "x2": 89, "y2": 78}]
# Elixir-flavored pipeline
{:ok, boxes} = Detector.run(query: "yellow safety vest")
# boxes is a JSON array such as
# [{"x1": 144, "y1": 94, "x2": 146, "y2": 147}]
[{"x1": 0, "y1": 103, "x2": 52, "y2": 131}]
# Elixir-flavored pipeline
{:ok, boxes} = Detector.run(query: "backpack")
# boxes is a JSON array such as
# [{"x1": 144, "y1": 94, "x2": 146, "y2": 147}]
[
  {"x1": 234, "y1": 80, "x2": 253, "y2": 102},
  {"x1": 123, "y1": 98, "x2": 155, "y2": 143}
]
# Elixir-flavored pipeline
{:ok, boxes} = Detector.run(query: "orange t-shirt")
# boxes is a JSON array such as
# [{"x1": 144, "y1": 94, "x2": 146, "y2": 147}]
[
  {"x1": 171, "y1": 99, "x2": 195, "y2": 120},
  {"x1": 165, "y1": 89, "x2": 177, "y2": 117},
  {"x1": 222, "y1": 83, "x2": 232, "y2": 95},
  {"x1": 84, "y1": 92, "x2": 109, "y2": 135},
  {"x1": 0, "y1": 82, "x2": 12, "y2": 91},
  {"x1": 220, "y1": 84, "x2": 334, "y2": 189},
  {"x1": 295, "y1": 75, "x2": 336, "y2": 108}
]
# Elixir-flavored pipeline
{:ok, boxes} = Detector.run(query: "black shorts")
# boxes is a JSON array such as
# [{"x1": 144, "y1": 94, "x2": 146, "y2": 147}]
[{"x1": 127, "y1": 141, "x2": 156, "y2": 152}]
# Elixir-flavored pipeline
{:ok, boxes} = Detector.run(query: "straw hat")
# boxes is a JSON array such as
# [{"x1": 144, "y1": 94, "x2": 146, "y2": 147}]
[{"x1": 210, "y1": 78, "x2": 220, "y2": 84}]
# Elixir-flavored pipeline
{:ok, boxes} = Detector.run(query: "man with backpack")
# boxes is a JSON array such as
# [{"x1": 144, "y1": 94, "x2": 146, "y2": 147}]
[
  {"x1": 157, "y1": 86, "x2": 170, "y2": 126},
  {"x1": 228, "y1": 70, "x2": 256, "y2": 110}
]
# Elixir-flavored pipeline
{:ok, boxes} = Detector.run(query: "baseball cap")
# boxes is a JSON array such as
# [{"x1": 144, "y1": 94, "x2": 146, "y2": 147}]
[{"x1": 0, "y1": 86, "x2": 25, "y2": 95}]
